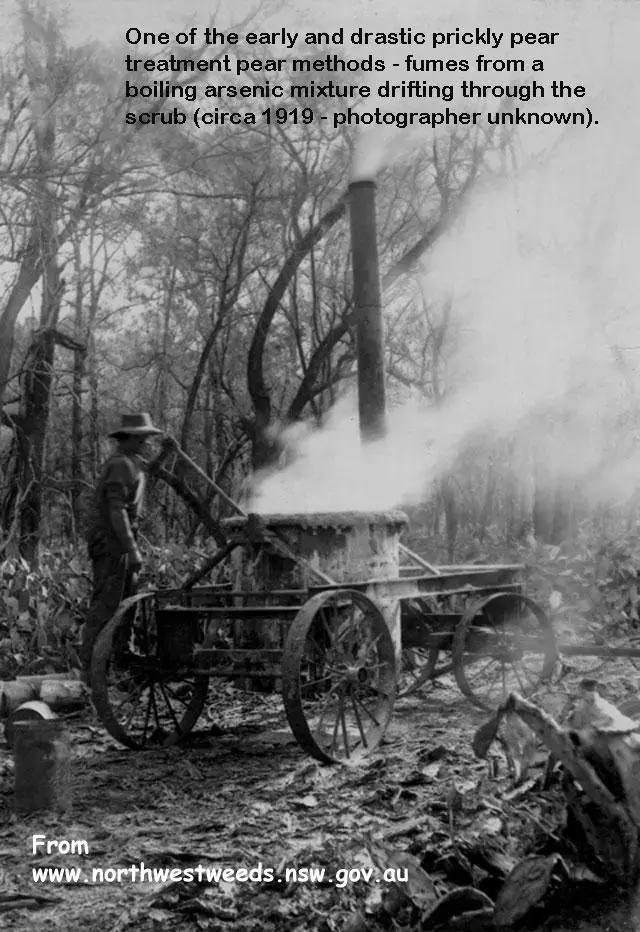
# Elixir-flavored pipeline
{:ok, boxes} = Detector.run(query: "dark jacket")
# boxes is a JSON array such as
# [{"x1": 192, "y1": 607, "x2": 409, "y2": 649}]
[{"x1": 86, "y1": 453, "x2": 145, "y2": 557}]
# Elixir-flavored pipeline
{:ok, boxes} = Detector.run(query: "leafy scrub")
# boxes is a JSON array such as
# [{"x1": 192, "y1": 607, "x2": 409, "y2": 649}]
[
  {"x1": 0, "y1": 543, "x2": 219, "y2": 680},
  {"x1": 0, "y1": 553, "x2": 89, "y2": 680},
  {"x1": 1, "y1": 527, "x2": 640, "y2": 927},
  {"x1": 1, "y1": 660, "x2": 640, "y2": 928}
]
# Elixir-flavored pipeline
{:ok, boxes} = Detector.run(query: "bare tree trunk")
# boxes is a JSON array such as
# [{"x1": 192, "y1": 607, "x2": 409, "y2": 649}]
[
  {"x1": 9, "y1": 6, "x2": 61, "y2": 562},
  {"x1": 0, "y1": 244, "x2": 42, "y2": 409},
  {"x1": 441, "y1": 475, "x2": 458, "y2": 562},
  {"x1": 84, "y1": 226, "x2": 107, "y2": 484},
  {"x1": 477, "y1": 457, "x2": 496, "y2": 544},
  {"x1": 157, "y1": 262, "x2": 176, "y2": 431},
  {"x1": 87, "y1": 335, "x2": 100, "y2": 481},
  {"x1": 248, "y1": 196, "x2": 348, "y2": 470},
  {"x1": 551, "y1": 476, "x2": 576, "y2": 544},
  {"x1": 533, "y1": 454, "x2": 555, "y2": 544},
  {"x1": 70, "y1": 241, "x2": 85, "y2": 537},
  {"x1": 16, "y1": 289, "x2": 62, "y2": 563},
  {"x1": 14, "y1": 249, "x2": 62, "y2": 564},
  {"x1": 70, "y1": 347, "x2": 85, "y2": 536}
]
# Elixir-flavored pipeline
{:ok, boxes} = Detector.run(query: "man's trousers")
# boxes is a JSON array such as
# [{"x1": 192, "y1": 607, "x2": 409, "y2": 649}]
[{"x1": 80, "y1": 552, "x2": 137, "y2": 674}]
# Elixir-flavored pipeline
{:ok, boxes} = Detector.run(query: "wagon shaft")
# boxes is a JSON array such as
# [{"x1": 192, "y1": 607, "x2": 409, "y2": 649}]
[{"x1": 558, "y1": 646, "x2": 640, "y2": 658}]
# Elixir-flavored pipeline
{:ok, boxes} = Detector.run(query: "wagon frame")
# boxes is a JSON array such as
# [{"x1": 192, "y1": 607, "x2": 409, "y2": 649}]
[{"x1": 89, "y1": 519, "x2": 560, "y2": 764}]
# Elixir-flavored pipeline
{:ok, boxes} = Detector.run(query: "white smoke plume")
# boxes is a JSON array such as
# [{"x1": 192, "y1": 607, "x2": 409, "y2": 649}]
[{"x1": 252, "y1": 0, "x2": 640, "y2": 514}]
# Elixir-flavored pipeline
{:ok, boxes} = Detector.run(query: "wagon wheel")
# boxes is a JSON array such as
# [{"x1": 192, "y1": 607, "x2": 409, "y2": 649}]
[
  {"x1": 398, "y1": 647, "x2": 446, "y2": 697},
  {"x1": 282, "y1": 589, "x2": 396, "y2": 764},
  {"x1": 452, "y1": 593, "x2": 557, "y2": 711},
  {"x1": 91, "y1": 593, "x2": 209, "y2": 749}
]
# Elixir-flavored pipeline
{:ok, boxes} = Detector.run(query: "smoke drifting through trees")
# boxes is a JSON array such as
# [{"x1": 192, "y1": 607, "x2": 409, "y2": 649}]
[
  {"x1": 252, "y1": 0, "x2": 640, "y2": 516},
  {"x1": 1, "y1": 0, "x2": 637, "y2": 555}
]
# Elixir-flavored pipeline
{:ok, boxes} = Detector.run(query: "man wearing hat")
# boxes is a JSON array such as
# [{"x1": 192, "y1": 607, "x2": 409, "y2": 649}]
[{"x1": 80, "y1": 413, "x2": 162, "y2": 680}]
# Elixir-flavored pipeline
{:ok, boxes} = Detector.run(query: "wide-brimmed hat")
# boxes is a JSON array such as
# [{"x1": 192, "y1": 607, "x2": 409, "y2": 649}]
[{"x1": 108, "y1": 413, "x2": 163, "y2": 438}]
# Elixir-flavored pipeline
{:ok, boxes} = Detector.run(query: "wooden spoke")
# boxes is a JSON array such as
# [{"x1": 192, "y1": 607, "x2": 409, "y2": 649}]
[
  {"x1": 282, "y1": 590, "x2": 396, "y2": 764},
  {"x1": 452, "y1": 593, "x2": 557, "y2": 711},
  {"x1": 91, "y1": 593, "x2": 209, "y2": 749}
]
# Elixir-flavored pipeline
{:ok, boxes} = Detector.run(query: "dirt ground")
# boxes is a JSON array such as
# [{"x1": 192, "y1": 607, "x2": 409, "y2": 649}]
[{"x1": 1, "y1": 661, "x2": 640, "y2": 932}]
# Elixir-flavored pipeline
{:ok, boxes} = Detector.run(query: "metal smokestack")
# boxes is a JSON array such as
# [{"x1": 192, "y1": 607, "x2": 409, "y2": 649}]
[{"x1": 349, "y1": 180, "x2": 387, "y2": 442}]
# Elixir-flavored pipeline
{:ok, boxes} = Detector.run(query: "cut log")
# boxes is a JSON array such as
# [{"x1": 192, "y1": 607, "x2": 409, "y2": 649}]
[
  {"x1": 16, "y1": 671, "x2": 80, "y2": 686},
  {"x1": 1, "y1": 677, "x2": 86, "y2": 718},
  {"x1": 39, "y1": 680, "x2": 85, "y2": 710},
  {"x1": 0, "y1": 681, "x2": 38, "y2": 716}
]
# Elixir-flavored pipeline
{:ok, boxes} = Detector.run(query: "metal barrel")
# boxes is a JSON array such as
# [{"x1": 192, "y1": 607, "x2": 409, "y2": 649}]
[
  {"x1": 5, "y1": 699, "x2": 57, "y2": 748},
  {"x1": 13, "y1": 719, "x2": 71, "y2": 814}
]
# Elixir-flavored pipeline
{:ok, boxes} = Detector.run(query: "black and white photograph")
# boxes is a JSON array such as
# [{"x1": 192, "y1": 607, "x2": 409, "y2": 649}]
[{"x1": 0, "y1": 0, "x2": 639, "y2": 928}]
